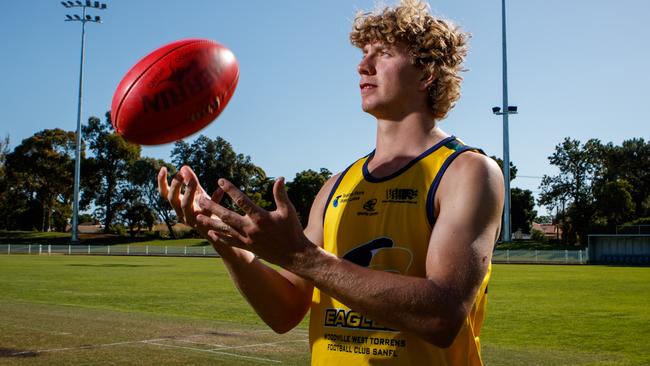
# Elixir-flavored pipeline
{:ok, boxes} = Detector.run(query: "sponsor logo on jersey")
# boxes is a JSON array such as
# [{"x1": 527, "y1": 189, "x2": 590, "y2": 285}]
[
  {"x1": 383, "y1": 188, "x2": 418, "y2": 204},
  {"x1": 324, "y1": 308, "x2": 396, "y2": 332},
  {"x1": 332, "y1": 191, "x2": 364, "y2": 208},
  {"x1": 358, "y1": 198, "x2": 378, "y2": 216}
]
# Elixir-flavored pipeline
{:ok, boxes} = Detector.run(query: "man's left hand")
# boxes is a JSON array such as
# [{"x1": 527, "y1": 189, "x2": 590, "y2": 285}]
[{"x1": 196, "y1": 177, "x2": 314, "y2": 270}]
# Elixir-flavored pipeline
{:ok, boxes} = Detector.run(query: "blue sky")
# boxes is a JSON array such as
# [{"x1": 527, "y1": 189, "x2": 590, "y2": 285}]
[{"x1": 2, "y1": 1, "x2": 649, "y2": 216}]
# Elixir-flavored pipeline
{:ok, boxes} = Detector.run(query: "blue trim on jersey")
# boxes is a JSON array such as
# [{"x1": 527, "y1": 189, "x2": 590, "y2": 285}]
[
  {"x1": 362, "y1": 136, "x2": 456, "y2": 183},
  {"x1": 426, "y1": 146, "x2": 476, "y2": 227},
  {"x1": 322, "y1": 157, "x2": 365, "y2": 223}
]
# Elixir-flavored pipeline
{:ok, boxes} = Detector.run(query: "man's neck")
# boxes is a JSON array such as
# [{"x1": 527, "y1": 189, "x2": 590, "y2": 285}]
[{"x1": 367, "y1": 111, "x2": 449, "y2": 178}]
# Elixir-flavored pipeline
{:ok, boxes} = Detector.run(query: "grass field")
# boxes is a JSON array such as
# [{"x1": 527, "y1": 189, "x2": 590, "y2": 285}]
[{"x1": 0, "y1": 255, "x2": 648, "y2": 365}]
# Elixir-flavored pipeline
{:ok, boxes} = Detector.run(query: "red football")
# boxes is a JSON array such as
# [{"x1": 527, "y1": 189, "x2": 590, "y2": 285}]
[{"x1": 111, "y1": 39, "x2": 239, "y2": 145}]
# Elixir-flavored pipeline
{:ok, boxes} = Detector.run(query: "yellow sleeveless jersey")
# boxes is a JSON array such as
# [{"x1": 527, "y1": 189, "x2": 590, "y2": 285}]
[{"x1": 309, "y1": 136, "x2": 491, "y2": 366}]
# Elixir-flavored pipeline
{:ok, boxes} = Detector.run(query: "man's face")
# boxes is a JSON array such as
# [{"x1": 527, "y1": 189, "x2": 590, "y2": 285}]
[{"x1": 357, "y1": 41, "x2": 428, "y2": 119}]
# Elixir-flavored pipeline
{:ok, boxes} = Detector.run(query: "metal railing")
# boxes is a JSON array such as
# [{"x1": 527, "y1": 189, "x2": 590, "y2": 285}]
[
  {"x1": 0, "y1": 244, "x2": 219, "y2": 257},
  {"x1": 491, "y1": 249, "x2": 588, "y2": 264},
  {"x1": 1, "y1": 244, "x2": 592, "y2": 264}
]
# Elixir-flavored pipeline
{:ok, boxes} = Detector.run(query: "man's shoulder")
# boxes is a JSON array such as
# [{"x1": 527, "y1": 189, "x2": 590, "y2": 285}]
[
  {"x1": 437, "y1": 151, "x2": 503, "y2": 201},
  {"x1": 448, "y1": 150, "x2": 500, "y2": 178}
]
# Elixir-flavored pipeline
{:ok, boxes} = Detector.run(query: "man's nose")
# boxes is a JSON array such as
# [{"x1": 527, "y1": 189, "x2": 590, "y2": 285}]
[{"x1": 357, "y1": 56, "x2": 375, "y2": 75}]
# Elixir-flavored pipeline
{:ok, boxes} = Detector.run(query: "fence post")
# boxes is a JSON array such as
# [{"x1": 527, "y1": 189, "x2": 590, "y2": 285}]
[
  {"x1": 184, "y1": 246, "x2": 187, "y2": 256},
  {"x1": 39, "y1": 244, "x2": 42, "y2": 255},
  {"x1": 506, "y1": 249, "x2": 510, "y2": 263},
  {"x1": 68, "y1": 244, "x2": 71, "y2": 255},
  {"x1": 88, "y1": 245, "x2": 91, "y2": 255},
  {"x1": 203, "y1": 247, "x2": 206, "y2": 256},
  {"x1": 8, "y1": 244, "x2": 10, "y2": 255},
  {"x1": 28, "y1": 244, "x2": 31, "y2": 254},
  {"x1": 165, "y1": 246, "x2": 168, "y2": 255},
  {"x1": 127, "y1": 245, "x2": 130, "y2": 255},
  {"x1": 565, "y1": 250, "x2": 568, "y2": 263},
  {"x1": 48, "y1": 244, "x2": 51, "y2": 255},
  {"x1": 579, "y1": 250, "x2": 583, "y2": 264},
  {"x1": 146, "y1": 245, "x2": 149, "y2": 255},
  {"x1": 107, "y1": 246, "x2": 110, "y2": 255},
  {"x1": 535, "y1": 250, "x2": 538, "y2": 262}
]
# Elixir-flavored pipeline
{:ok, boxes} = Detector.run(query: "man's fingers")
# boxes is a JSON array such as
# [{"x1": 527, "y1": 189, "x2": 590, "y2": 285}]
[
  {"x1": 199, "y1": 195, "x2": 248, "y2": 233},
  {"x1": 181, "y1": 176, "x2": 199, "y2": 226},
  {"x1": 197, "y1": 215, "x2": 246, "y2": 244},
  {"x1": 211, "y1": 186, "x2": 225, "y2": 204},
  {"x1": 157, "y1": 167, "x2": 168, "y2": 197},
  {"x1": 168, "y1": 173, "x2": 185, "y2": 222},
  {"x1": 273, "y1": 177, "x2": 294, "y2": 215},
  {"x1": 218, "y1": 179, "x2": 263, "y2": 219},
  {"x1": 206, "y1": 230, "x2": 245, "y2": 249},
  {"x1": 180, "y1": 166, "x2": 208, "y2": 198}
]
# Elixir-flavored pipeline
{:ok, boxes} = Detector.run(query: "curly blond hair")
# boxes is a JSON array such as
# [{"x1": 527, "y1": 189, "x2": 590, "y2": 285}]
[{"x1": 350, "y1": 0, "x2": 469, "y2": 120}]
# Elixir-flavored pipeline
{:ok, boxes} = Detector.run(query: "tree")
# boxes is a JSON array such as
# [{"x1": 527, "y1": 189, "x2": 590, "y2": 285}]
[
  {"x1": 598, "y1": 138, "x2": 650, "y2": 219},
  {"x1": 4, "y1": 129, "x2": 77, "y2": 231},
  {"x1": 593, "y1": 179, "x2": 635, "y2": 228},
  {"x1": 119, "y1": 199, "x2": 156, "y2": 237},
  {"x1": 171, "y1": 135, "x2": 268, "y2": 209},
  {"x1": 287, "y1": 168, "x2": 332, "y2": 227},
  {"x1": 535, "y1": 215, "x2": 553, "y2": 224},
  {"x1": 129, "y1": 157, "x2": 178, "y2": 237},
  {"x1": 538, "y1": 138, "x2": 601, "y2": 245},
  {"x1": 510, "y1": 188, "x2": 537, "y2": 234},
  {"x1": 82, "y1": 112, "x2": 141, "y2": 232}
]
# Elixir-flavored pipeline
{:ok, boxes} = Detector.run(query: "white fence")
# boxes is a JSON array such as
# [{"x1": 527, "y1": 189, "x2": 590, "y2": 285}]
[
  {"x1": 0, "y1": 244, "x2": 589, "y2": 264},
  {"x1": 492, "y1": 249, "x2": 588, "y2": 264},
  {"x1": 0, "y1": 244, "x2": 220, "y2": 257}
]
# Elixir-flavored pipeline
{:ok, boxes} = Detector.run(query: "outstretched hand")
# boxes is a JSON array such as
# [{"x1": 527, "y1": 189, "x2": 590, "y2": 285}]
[
  {"x1": 157, "y1": 165, "x2": 226, "y2": 236},
  {"x1": 196, "y1": 177, "x2": 314, "y2": 270}
]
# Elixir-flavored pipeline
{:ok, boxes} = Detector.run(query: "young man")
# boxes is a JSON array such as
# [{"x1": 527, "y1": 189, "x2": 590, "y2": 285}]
[{"x1": 158, "y1": 0, "x2": 503, "y2": 364}]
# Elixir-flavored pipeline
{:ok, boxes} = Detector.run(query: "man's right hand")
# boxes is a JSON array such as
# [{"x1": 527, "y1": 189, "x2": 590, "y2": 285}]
[{"x1": 157, "y1": 165, "x2": 221, "y2": 233}]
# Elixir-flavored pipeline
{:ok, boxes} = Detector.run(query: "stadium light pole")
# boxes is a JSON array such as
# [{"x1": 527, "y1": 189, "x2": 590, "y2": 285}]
[
  {"x1": 492, "y1": 0, "x2": 517, "y2": 243},
  {"x1": 61, "y1": 0, "x2": 108, "y2": 243}
]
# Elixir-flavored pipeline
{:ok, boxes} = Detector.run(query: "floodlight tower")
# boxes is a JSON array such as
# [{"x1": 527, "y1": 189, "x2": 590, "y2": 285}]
[
  {"x1": 61, "y1": 0, "x2": 108, "y2": 243},
  {"x1": 492, "y1": 0, "x2": 517, "y2": 243}
]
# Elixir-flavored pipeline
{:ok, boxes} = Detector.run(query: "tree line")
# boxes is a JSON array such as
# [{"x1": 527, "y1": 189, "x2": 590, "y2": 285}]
[
  {"x1": 0, "y1": 112, "x2": 330, "y2": 238},
  {"x1": 538, "y1": 137, "x2": 650, "y2": 246},
  {"x1": 0, "y1": 113, "x2": 647, "y2": 245}
]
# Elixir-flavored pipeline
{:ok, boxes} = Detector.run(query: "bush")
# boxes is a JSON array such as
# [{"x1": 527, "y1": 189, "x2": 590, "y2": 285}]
[
  {"x1": 531, "y1": 229, "x2": 548, "y2": 243},
  {"x1": 109, "y1": 225, "x2": 127, "y2": 236},
  {"x1": 627, "y1": 217, "x2": 650, "y2": 225},
  {"x1": 174, "y1": 227, "x2": 201, "y2": 239}
]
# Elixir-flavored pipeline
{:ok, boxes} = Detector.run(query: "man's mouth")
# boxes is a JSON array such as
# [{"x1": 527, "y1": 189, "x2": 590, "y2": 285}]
[{"x1": 360, "y1": 83, "x2": 376, "y2": 90}]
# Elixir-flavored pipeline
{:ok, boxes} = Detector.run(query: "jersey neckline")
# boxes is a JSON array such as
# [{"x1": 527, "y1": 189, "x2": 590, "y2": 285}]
[{"x1": 362, "y1": 136, "x2": 457, "y2": 183}]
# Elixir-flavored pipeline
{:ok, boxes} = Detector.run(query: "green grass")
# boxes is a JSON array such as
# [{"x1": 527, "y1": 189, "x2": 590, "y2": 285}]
[
  {"x1": 0, "y1": 256, "x2": 648, "y2": 365},
  {"x1": 482, "y1": 265, "x2": 650, "y2": 366},
  {"x1": 0, "y1": 255, "x2": 309, "y2": 365}
]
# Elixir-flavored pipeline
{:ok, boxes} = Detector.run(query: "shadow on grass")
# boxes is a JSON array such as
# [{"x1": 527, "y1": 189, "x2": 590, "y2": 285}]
[{"x1": 0, "y1": 348, "x2": 39, "y2": 358}]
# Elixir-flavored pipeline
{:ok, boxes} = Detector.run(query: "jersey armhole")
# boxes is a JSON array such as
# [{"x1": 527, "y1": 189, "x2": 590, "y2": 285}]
[{"x1": 425, "y1": 147, "x2": 486, "y2": 227}]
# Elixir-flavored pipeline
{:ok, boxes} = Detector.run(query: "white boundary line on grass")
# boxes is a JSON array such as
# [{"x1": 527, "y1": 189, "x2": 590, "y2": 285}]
[
  {"x1": 143, "y1": 340, "x2": 283, "y2": 364},
  {"x1": 9, "y1": 333, "x2": 309, "y2": 364},
  {"x1": 213, "y1": 339, "x2": 309, "y2": 351},
  {"x1": 10, "y1": 339, "x2": 167, "y2": 356}
]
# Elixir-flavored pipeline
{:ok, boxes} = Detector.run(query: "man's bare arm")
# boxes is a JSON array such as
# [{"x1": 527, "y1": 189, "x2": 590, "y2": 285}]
[
  {"x1": 294, "y1": 153, "x2": 503, "y2": 346},
  {"x1": 158, "y1": 166, "x2": 334, "y2": 333},
  {"x1": 198, "y1": 153, "x2": 503, "y2": 347}
]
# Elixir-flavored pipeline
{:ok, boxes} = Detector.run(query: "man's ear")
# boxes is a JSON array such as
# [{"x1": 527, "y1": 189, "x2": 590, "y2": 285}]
[{"x1": 419, "y1": 72, "x2": 436, "y2": 91}]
